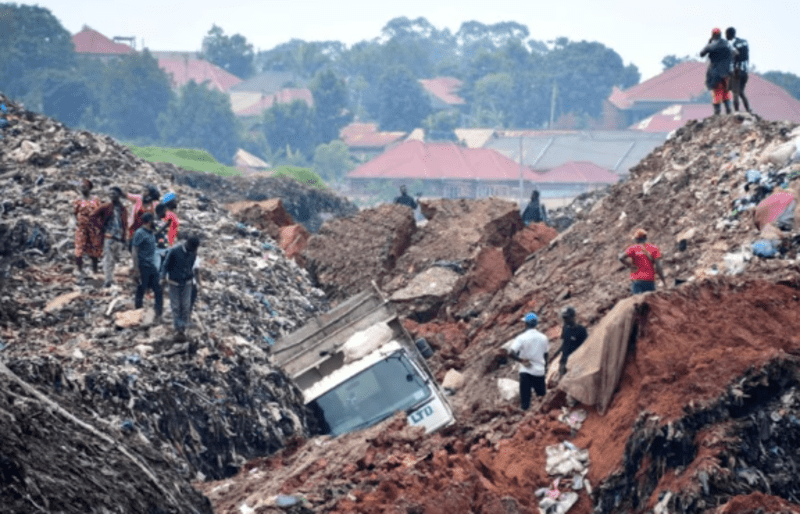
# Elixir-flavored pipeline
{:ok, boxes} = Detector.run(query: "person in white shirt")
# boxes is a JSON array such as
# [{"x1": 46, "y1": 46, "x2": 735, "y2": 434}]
[{"x1": 506, "y1": 312, "x2": 549, "y2": 410}]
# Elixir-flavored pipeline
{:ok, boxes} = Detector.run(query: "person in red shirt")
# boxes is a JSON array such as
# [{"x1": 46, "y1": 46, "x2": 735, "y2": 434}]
[
  {"x1": 127, "y1": 185, "x2": 160, "y2": 241},
  {"x1": 619, "y1": 228, "x2": 666, "y2": 295},
  {"x1": 73, "y1": 179, "x2": 103, "y2": 281}
]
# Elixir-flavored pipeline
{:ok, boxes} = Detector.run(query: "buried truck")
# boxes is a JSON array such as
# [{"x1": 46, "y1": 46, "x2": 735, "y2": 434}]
[{"x1": 272, "y1": 284, "x2": 454, "y2": 436}]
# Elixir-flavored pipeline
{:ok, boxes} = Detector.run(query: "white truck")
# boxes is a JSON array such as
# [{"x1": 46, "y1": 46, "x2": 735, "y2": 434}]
[{"x1": 272, "y1": 284, "x2": 455, "y2": 436}]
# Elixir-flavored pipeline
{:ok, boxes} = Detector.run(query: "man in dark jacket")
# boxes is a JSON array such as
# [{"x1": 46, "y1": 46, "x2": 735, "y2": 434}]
[
  {"x1": 163, "y1": 235, "x2": 201, "y2": 340},
  {"x1": 700, "y1": 28, "x2": 736, "y2": 115},
  {"x1": 93, "y1": 186, "x2": 129, "y2": 287},
  {"x1": 394, "y1": 185, "x2": 418, "y2": 209},
  {"x1": 522, "y1": 190, "x2": 548, "y2": 225},
  {"x1": 559, "y1": 306, "x2": 588, "y2": 377},
  {"x1": 725, "y1": 27, "x2": 751, "y2": 113},
  {"x1": 131, "y1": 213, "x2": 163, "y2": 322}
]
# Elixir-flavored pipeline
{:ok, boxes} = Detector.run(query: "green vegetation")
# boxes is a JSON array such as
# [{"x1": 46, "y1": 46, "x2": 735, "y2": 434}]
[
  {"x1": 126, "y1": 145, "x2": 242, "y2": 176},
  {"x1": 272, "y1": 166, "x2": 326, "y2": 188}
]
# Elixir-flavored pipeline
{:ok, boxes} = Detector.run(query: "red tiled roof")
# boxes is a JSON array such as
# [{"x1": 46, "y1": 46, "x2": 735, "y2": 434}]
[
  {"x1": 631, "y1": 104, "x2": 711, "y2": 132},
  {"x1": 419, "y1": 77, "x2": 466, "y2": 106},
  {"x1": 537, "y1": 161, "x2": 620, "y2": 184},
  {"x1": 339, "y1": 123, "x2": 406, "y2": 148},
  {"x1": 348, "y1": 140, "x2": 535, "y2": 181},
  {"x1": 158, "y1": 58, "x2": 242, "y2": 92},
  {"x1": 614, "y1": 61, "x2": 800, "y2": 123},
  {"x1": 72, "y1": 26, "x2": 135, "y2": 55},
  {"x1": 234, "y1": 88, "x2": 313, "y2": 117}
]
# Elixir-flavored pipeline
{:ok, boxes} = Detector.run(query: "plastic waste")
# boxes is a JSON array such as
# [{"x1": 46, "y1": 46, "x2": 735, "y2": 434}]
[
  {"x1": 751, "y1": 239, "x2": 779, "y2": 258},
  {"x1": 746, "y1": 169, "x2": 762, "y2": 183}
]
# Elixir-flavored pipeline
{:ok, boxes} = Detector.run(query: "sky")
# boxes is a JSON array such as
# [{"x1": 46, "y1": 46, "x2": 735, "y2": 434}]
[{"x1": 27, "y1": 0, "x2": 800, "y2": 82}]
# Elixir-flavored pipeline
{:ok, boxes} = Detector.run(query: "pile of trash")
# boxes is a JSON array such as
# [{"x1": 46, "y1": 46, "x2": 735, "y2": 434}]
[
  {"x1": 171, "y1": 168, "x2": 359, "y2": 233},
  {"x1": 0, "y1": 91, "x2": 334, "y2": 503}
]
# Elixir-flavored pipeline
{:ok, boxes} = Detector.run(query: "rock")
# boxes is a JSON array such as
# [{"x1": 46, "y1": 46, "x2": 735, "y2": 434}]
[
  {"x1": 391, "y1": 267, "x2": 461, "y2": 301},
  {"x1": 114, "y1": 308, "x2": 144, "y2": 328},
  {"x1": 44, "y1": 291, "x2": 81, "y2": 313},
  {"x1": 441, "y1": 369, "x2": 465, "y2": 391},
  {"x1": 498, "y1": 378, "x2": 519, "y2": 402},
  {"x1": 279, "y1": 224, "x2": 310, "y2": 263},
  {"x1": 508, "y1": 223, "x2": 558, "y2": 270}
]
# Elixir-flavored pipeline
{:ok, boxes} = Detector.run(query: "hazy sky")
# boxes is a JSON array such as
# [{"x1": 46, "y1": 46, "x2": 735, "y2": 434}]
[{"x1": 29, "y1": 0, "x2": 800, "y2": 81}]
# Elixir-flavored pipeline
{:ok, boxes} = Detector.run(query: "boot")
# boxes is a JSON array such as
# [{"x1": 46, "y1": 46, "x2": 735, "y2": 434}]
[
  {"x1": 713, "y1": 103, "x2": 721, "y2": 116},
  {"x1": 723, "y1": 100, "x2": 732, "y2": 114}
]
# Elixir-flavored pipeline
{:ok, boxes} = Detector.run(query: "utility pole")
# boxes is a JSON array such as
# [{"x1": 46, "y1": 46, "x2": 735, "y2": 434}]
[
  {"x1": 549, "y1": 81, "x2": 558, "y2": 129},
  {"x1": 519, "y1": 135, "x2": 525, "y2": 207}
]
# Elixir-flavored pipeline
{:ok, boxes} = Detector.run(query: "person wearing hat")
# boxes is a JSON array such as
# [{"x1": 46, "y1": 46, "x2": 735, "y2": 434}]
[
  {"x1": 93, "y1": 186, "x2": 129, "y2": 287},
  {"x1": 619, "y1": 228, "x2": 666, "y2": 295},
  {"x1": 700, "y1": 28, "x2": 736, "y2": 115},
  {"x1": 505, "y1": 312, "x2": 549, "y2": 410},
  {"x1": 161, "y1": 192, "x2": 180, "y2": 246},
  {"x1": 558, "y1": 306, "x2": 588, "y2": 377}
]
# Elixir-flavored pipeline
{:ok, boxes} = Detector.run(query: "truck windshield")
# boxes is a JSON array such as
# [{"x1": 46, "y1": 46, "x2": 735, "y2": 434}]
[{"x1": 309, "y1": 354, "x2": 432, "y2": 436}]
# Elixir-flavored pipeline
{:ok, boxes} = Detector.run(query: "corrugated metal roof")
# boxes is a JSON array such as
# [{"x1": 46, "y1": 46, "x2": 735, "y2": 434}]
[
  {"x1": 158, "y1": 58, "x2": 242, "y2": 92},
  {"x1": 454, "y1": 128, "x2": 496, "y2": 148},
  {"x1": 234, "y1": 149, "x2": 269, "y2": 169},
  {"x1": 632, "y1": 104, "x2": 711, "y2": 132},
  {"x1": 538, "y1": 161, "x2": 620, "y2": 184},
  {"x1": 486, "y1": 131, "x2": 667, "y2": 174},
  {"x1": 72, "y1": 27, "x2": 135, "y2": 55},
  {"x1": 347, "y1": 140, "x2": 537, "y2": 181}
]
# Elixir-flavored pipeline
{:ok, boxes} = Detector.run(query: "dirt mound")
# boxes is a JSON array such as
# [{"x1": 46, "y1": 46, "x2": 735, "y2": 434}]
[
  {"x1": 0, "y1": 91, "x2": 331, "y2": 505},
  {"x1": 226, "y1": 198, "x2": 295, "y2": 240},
  {"x1": 304, "y1": 204, "x2": 418, "y2": 301},
  {"x1": 171, "y1": 169, "x2": 358, "y2": 233}
]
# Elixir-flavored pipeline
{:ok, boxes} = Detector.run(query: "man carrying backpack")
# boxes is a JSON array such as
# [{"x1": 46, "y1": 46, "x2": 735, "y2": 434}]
[{"x1": 726, "y1": 27, "x2": 751, "y2": 113}]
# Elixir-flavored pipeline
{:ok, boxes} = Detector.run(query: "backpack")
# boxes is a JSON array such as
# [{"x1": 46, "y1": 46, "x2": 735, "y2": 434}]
[{"x1": 733, "y1": 38, "x2": 749, "y2": 65}]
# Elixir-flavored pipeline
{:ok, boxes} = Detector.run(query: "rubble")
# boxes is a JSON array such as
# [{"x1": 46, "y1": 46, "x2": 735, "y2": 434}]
[{"x1": 0, "y1": 90, "x2": 333, "y2": 502}]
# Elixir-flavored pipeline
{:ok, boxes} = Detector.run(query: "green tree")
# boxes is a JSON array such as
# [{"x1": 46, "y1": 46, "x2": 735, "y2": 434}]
[
  {"x1": 158, "y1": 81, "x2": 240, "y2": 163},
  {"x1": 763, "y1": 71, "x2": 800, "y2": 100},
  {"x1": 0, "y1": 3, "x2": 76, "y2": 108},
  {"x1": 262, "y1": 100, "x2": 316, "y2": 158},
  {"x1": 310, "y1": 68, "x2": 352, "y2": 144},
  {"x1": 313, "y1": 140, "x2": 355, "y2": 182},
  {"x1": 92, "y1": 50, "x2": 173, "y2": 140},
  {"x1": 255, "y1": 39, "x2": 343, "y2": 80},
  {"x1": 201, "y1": 24, "x2": 254, "y2": 79},
  {"x1": 377, "y1": 66, "x2": 432, "y2": 132},
  {"x1": 424, "y1": 110, "x2": 459, "y2": 141},
  {"x1": 470, "y1": 72, "x2": 513, "y2": 127}
]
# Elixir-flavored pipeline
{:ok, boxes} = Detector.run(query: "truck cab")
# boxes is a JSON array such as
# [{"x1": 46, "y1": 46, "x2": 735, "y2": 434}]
[{"x1": 272, "y1": 285, "x2": 454, "y2": 436}]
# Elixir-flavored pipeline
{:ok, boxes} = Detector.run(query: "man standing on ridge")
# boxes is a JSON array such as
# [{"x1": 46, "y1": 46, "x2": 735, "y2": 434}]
[
  {"x1": 700, "y1": 28, "x2": 736, "y2": 115},
  {"x1": 726, "y1": 27, "x2": 751, "y2": 113},
  {"x1": 522, "y1": 189, "x2": 548, "y2": 225},
  {"x1": 93, "y1": 186, "x2": 128, "y2": 288},
  {"x1": 394, "y1": 185, "x2": 418, "y2": 210},
  {"x1": 505, "y1": 312, "x2": 549, "y2": 410},
  {"x1": 619, "y1": 228, "x2": 666, "y2": 295}
]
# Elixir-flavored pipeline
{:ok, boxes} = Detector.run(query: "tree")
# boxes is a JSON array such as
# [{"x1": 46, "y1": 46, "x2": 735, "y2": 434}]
[
  {"x1": 158, "y1": 81, "x2": 240, "y2": 163},
  {"x1": 661, "y1": 55, "x2": 692, "y2": 71},
  {"x1": 255, "y1": 39, "x2": 343, "y2": 79},
  {"x1": 93, "y1": 50, "x2": 173, "y2": 141},
  {"x1": 201, "y1": 24, "x2": 254, "y2": 79},
  {"x1": 377, "y1": 66, "x2": 432, "y2": 132},
  {"x1": 0, "y1": 3, "x2": 75, "y2": 107},
  {"x1": 262, "y1": 100, "x2": 316, "y2": 158},
  {"x1": 313, "y1": 140, "x2": 354, "y2": 182},
  {"x1": 310, "y1": 68, "x2": 352, "y2": 144},
  {"x1": 762, "y1": 71, "x2": 800, "y2": 101},
  {"x1": 471, "y1": 73, "x2": 513, "y2": 127},
  {"x1": 424, "y1": 110, "x2": 459, "y2": 141}
]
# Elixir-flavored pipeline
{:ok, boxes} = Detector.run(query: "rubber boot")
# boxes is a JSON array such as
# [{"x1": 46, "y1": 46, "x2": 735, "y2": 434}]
[
  {"x1": 723, "y1": 100, "x2": 732, "y2": 114},
  {"x1": 713, "y1": 103, "x2": 721, "y2": 116}
]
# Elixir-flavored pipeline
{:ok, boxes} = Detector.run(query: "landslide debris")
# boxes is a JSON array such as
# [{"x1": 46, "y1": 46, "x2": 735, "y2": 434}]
[
  {"x1": 0, "y1": 91, "x2": 334, "y2": 508},
  {"x1": 199, "y1": 114, "x2": 800, "y2": 513}
]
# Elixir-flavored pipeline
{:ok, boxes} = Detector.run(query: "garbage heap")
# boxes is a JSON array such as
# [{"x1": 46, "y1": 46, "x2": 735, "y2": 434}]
[
  {"x1": 199, "y1": 114, "x2": 800, "y2": 514},
  {"x1": 170, "y1": 168, "x2": 359, "y2": 233},
  {"x1": 0, "y1": 92, "x2": 332, "y2": 506},
  {"x1": 304, "y1": 197, "x2": 557, "y2": 319}
]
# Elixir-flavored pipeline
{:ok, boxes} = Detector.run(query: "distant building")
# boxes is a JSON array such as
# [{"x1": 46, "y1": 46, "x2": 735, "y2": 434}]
[
  {"x1": 72, "y1": 26, "x2": 135, "y2": 62},
  {"x1": 156, "y1": 57, "x2": 242, "y2": 92},
  {"x1": 534, "y1": 161, "x2": 620, "y2": 198},
  {"x1": 234, "y1": 148, "x2": 270, "y2": 174},
  {"x1": 419, "y1": 77, "x2": 466, "y2": 110},
  {"x1": 605, "y1": 61, "x2": 800, "y2": 129},
  {"x1": 339, "y1": 123, "x2": 407, "y2": 162},
  {"x1": 232, "y1": 88, "x2": 313, "y2": 118}
]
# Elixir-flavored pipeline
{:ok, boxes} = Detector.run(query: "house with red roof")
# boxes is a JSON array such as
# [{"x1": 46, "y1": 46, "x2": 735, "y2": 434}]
[
  {"x1": 72, "y1": 26, "x2": 135, "y2": 61},
  {"x1": 339, "y1": 123, "x2": 407, "y2": 162},
  {"x1": 157, "y1": 57, "x2": 242, "y2": 92},
  {"x1": 232, "y1": 88, "x2": 313, "y2": 118},
  {"x1": 347, "y1": 139, "x2": 540, "y2": 199},
  {"x1": 534, "y1": 161, "x2": 620, "y2": 197},
  {"x1": 605, "y1": 61, "x2": 800, "y2": 129}
]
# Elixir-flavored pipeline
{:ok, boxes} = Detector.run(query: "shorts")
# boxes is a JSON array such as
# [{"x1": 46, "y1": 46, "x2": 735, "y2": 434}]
[{"x1": 729, "y1": 70, "x2": 748, "y2": 95}]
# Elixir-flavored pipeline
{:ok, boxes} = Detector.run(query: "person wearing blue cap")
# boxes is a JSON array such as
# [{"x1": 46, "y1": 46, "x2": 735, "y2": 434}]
[{"x1": 505, "y1": 311, "x2": 549, "y2": 410}]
